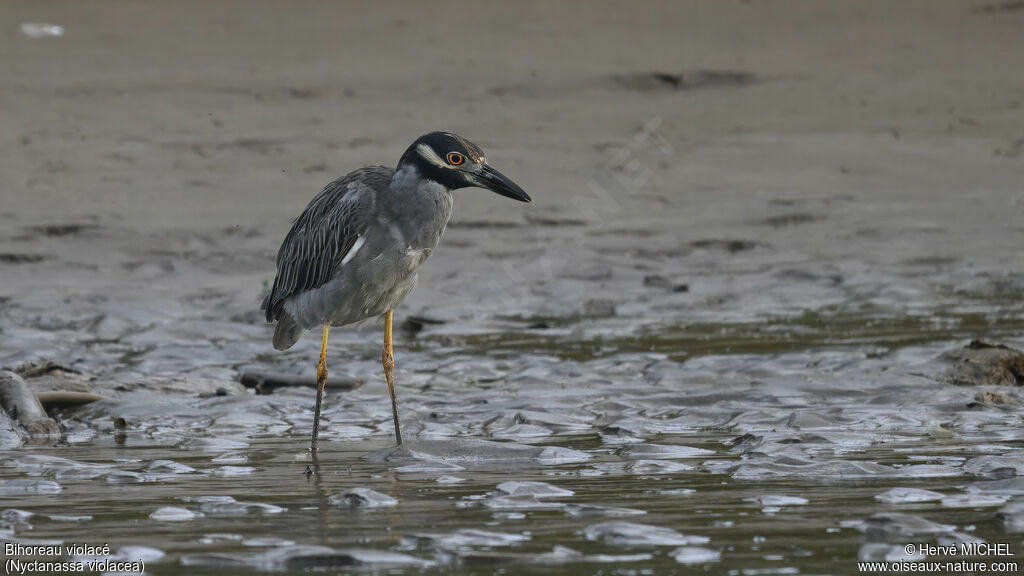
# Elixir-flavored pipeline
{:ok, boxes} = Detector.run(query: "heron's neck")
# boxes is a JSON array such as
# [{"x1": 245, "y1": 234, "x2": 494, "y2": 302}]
[
  {"x1": 388, "y1": 164, "x2": 451, "y2": 202},
  {"x1": 390, "y1": 164, "x2": 431, "y2": 191}
]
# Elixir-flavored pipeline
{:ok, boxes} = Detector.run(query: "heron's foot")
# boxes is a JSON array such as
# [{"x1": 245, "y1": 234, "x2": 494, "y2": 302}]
[{"x1": 382, "y1": 343, "x2": 402, "y2": 445}]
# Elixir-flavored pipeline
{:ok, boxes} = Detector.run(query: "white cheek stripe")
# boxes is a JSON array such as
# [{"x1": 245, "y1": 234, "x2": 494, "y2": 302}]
[
  {"x1": 416, "y1": 143, "x2": 448, "y2": 168},
  {"x1": 341, "y1": 235, "x2": 366, "y2": 266}
]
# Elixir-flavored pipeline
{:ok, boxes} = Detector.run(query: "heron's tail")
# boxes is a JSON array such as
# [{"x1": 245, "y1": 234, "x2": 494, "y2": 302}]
[{"x1": 272, "y1": 312, "x2": 306, "y2": 350}]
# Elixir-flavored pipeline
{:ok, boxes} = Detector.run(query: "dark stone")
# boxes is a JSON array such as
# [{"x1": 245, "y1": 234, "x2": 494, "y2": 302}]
[
  {"x1": 239, "y1": 371, "x2": 364, "y2": 395},
  {"x1": 614, "y1": 69, "x2": 757, "y2": 92},
  {"x1": 691, "y1": 239, "x2": 761, "y2": 253},
  {"x1": 643, "y1": 275, "x2": 689, "y2": 293},
  {"x1": 937, "y1": 340, "x2": 1024, "y2": 387},
  {"x1": 400, "y1": 315, "x2": 446, "y2": 338}
]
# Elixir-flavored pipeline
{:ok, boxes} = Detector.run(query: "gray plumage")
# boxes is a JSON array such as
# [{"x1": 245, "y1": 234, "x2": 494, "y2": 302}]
[
  {"x1": 263, "y1": 164, "x2": 452, "y2": 349},
  {"x1": 263, "y1": 132, "x2": 530, "y2": 351}
]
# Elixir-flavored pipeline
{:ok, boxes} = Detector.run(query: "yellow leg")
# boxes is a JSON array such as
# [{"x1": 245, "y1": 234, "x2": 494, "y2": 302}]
[
  {"x1": 311, "y1": 324, "x2": 329, "y2": 451},
  {"x1": 383, "y1": 310, "x2": 403, "y2": 445}
]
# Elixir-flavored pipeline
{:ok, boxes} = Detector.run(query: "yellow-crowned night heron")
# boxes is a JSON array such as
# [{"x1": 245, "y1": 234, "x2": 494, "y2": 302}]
[{"x1": 263, "y1": 132, "x2": 531, "y2": 451}]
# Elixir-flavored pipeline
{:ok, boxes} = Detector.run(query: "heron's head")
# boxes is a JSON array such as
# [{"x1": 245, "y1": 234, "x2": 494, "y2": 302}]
[{"x1": 397, "y1": 132, "x2": 531, "y2": 202}]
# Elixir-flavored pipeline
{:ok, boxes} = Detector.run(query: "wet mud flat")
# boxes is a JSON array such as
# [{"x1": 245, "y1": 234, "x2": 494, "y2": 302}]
[
  {"x1": 0, "y1": 203, "x2": 1022, "y2": 574},
  {"x1": 2, "y1": 0, "x2": 1024, "y2": 573},
  {"x1": 1, "y1": 347, "x2": 1023, "y2": 575}
]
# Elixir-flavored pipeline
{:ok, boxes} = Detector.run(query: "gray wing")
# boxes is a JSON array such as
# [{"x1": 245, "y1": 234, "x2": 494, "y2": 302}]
[{"x1": 263, "y1": 165, "x2": 393, "y2": 322}]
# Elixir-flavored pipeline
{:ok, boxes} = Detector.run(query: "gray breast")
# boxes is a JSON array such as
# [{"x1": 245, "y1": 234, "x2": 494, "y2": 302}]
[
  {"x1": 368, "y1": 170, "x2": 453, "y2": 315},
  {"x1": 288, "y1": 167, "x2": 454, "y2": 328},
  {"x1": 387, "y1": 165, "x2": 454, "y2": 253}
]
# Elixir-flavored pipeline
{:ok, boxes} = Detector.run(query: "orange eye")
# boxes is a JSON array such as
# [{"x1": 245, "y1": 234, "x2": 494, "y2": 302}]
[{"x1": 446, "y1": 152, "x2": 465, "y2": 166}]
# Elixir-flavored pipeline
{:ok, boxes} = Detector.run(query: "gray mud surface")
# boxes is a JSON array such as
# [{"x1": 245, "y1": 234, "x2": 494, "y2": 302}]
[{"x1": 2, "y1": 1, "x2": 1023, "y2": 574}]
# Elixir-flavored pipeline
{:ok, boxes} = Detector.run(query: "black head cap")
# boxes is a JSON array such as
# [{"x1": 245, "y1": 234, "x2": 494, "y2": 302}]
[
  {"x1": 398, "y1": 132, "x2": 484, "y2": 189},
  {"x1": 397, "y1": 132, "x2": 531, "y2": 202}
]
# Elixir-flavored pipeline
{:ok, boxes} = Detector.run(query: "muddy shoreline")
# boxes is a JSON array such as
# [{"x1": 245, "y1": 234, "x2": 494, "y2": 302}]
[{"x1": 2, "y1": 1, "x2": 1023, "y2": 573}]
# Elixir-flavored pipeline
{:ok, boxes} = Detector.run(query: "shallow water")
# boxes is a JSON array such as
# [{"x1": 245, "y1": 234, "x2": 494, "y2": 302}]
[
  {"x1": 3, "y1": 435, "x2": 1022, "y2": 575},
  {"x1": 2, "y1": 208, "x2": 1023, "y2": 573},
  {"x1": 3, "y1": 336, "x2": 1023, "y2": 574}
]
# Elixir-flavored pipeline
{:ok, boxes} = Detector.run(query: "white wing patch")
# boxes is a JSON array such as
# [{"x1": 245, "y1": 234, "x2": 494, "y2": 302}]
[
  {"x1": 341, "y1": 235, "x2": 366, "y2": 266},
  {"x1": 404, "y1": 246, "x2": 432, "y2": 270}
]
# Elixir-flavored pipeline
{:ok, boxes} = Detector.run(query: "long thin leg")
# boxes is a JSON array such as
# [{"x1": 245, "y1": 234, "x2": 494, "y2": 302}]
[
  {"x1": 382, "y1": 309, "x2": 403, "y2": 445},
  {"x1": 311, "y1": 324, "x2": 330, "y2": 452}
]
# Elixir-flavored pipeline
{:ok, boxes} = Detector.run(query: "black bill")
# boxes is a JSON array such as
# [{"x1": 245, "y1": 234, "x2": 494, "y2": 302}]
[{"x1": 474, "y1": 164, "x2": 532, "y2": 203}]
